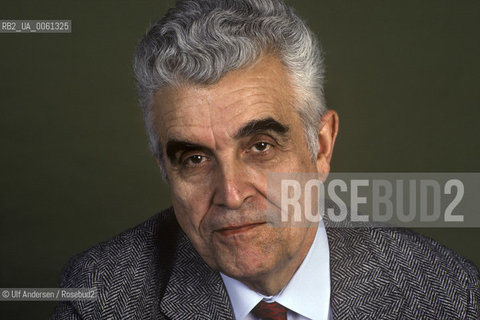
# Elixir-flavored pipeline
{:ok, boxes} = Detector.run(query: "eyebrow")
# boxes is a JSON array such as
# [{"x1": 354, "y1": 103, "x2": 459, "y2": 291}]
[
  {"x1": 165, "y1": 117, "x2": 289, "y2": 163},
  {"x1": 233, "y1": 117, "x2": 289, "y2": 139}
]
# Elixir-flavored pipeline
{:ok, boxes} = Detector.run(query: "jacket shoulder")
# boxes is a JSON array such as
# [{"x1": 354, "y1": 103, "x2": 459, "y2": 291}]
[
  {"x1": 59, "y1": 208, "x2": 178, "y2": 286},
  {"x1": 52, "y1": 208, "x2": 180, "y2": 320},
  {"x1": 331, "y1": 226, "x2": 479, "y2": 318},
  {"x1": 373, "y1": 227, "x2": 478, "y2": 276},
  {"x1": 379, "y1": 228, "x2": 479, "y2": 317}
]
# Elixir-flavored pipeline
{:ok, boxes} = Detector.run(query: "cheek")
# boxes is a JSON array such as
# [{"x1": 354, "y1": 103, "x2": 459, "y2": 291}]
[
  {"x1": 170, "y1": 179, "x2": 213, "y2": 232},
  {"x1": 170, "y1": 180, "x2": 221, "y2": 269}
]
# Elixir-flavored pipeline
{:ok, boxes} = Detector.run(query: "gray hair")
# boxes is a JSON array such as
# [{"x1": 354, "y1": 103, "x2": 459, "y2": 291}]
[{"x1": 133, "y1": 0, "x2": 327, "y2": 177}]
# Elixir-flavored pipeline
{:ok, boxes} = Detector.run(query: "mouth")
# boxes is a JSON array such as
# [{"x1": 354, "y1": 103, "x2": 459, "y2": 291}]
[{"x1": 215, "y1": 222, "x2": 266, "y2": 237}]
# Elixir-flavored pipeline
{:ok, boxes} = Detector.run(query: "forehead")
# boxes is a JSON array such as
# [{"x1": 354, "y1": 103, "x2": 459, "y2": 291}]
[{"x1": 152, "y1": 56, "x2": 298, "y2": 142}]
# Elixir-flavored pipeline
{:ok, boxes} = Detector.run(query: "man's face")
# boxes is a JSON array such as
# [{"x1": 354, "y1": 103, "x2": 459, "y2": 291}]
[{"x1": 152, "y1": 56, "x2": 325, "y2": 292}]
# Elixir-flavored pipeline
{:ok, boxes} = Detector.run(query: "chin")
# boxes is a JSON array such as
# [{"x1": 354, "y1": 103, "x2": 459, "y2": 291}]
[{"x1": 217, "y1": 251, "x2": 275, "y2": 280}]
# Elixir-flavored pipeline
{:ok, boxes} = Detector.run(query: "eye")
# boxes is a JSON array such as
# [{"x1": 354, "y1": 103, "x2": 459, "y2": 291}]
[
  {"x1": 182, "y1": 154, "x2": 208, "y2": 167},
  {"x1": 251, "y1": 142, "x2": 272, "y2": 153}
]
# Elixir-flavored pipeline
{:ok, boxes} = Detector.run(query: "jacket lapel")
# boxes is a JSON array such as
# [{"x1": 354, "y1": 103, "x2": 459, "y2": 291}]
[
  {"x1": 160, "y1": 232, "x2": 234, "y2": 320},
  {"x1": 327, "y1": 227, "x2": 404, "y2": 319}
]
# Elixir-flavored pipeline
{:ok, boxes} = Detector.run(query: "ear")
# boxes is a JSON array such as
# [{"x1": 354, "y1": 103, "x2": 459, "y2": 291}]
[{"x1": 315, "y1": 110, "x2": 339, "y2": 173}]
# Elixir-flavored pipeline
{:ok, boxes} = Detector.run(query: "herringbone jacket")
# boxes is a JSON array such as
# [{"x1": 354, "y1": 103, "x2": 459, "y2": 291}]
[{"x1": 51, "y1": 208, "x2": 480, "y2": 319}]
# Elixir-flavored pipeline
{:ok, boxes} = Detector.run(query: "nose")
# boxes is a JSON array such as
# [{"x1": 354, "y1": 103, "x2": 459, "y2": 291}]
[{"x1": 212, "y1": 160, "x2": 255, "y2": 209}]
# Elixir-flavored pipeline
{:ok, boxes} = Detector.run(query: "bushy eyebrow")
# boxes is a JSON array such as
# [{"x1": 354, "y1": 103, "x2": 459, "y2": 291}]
[
  {"x1": 233, "y1": 117, "x2": 289, "y2": 139},
  {"x1": 165, "y1": 117, "x2": 289, "y2": 164}
]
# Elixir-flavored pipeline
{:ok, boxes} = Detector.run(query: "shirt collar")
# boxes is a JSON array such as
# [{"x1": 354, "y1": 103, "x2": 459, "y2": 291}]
[{"x1": 221, "y1": 221, "x2": 331, "y2": 320}]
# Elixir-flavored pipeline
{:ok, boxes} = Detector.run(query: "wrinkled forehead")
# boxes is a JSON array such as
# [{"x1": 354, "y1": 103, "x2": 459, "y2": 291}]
[{"x1": 151, "y1": 56, "x2": 299, "y2": 142}]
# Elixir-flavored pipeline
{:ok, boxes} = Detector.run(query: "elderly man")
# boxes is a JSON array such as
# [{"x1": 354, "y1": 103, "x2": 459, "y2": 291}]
[{"x1": 52, "y1": 0, "x2": 479, "y2": 319}]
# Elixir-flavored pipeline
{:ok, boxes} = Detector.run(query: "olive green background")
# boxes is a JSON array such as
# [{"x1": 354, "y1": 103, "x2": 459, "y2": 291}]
[{"x1": 1, "y1": 0, "x2": 479, "y2": 318}]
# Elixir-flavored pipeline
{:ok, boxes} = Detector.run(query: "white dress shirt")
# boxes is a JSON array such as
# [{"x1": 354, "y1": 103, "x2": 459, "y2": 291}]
[{"x1": 221, "y1": 221, "x2": 331, "y2": 320}]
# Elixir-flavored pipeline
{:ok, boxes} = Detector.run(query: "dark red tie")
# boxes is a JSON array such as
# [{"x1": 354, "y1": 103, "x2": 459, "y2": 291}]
[{"x1": 251, "y1": 301, "x2": 287, "y2": 320}]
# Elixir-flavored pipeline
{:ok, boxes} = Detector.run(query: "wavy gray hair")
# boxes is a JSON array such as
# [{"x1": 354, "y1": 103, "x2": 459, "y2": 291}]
[{"x1": 133, "y1": 0, "x2": 327, "y2": 177}]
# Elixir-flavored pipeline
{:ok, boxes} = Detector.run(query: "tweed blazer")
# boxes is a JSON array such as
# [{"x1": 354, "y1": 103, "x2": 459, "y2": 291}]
[{"x1": 51, "y1": 208, "x2": 479, "y2": 319}]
